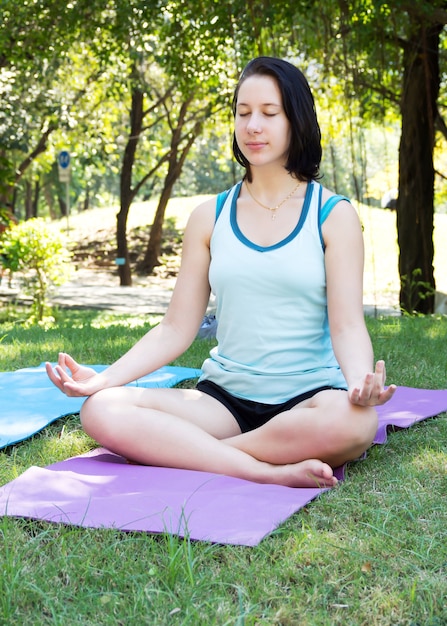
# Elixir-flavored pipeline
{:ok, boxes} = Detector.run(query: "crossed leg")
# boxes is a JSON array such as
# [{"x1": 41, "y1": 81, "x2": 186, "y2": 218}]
[
  {"x1": 80, "y1": 386, "x2": 377, "y2": 489},
  {"x1": 225, "y1": 389, "x2": 378, "y2": 468}
]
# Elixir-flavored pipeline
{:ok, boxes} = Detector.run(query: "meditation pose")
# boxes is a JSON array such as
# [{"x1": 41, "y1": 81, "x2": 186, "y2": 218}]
[{"x1": 47, "y1": 57, "x2": 396, "y2": 488}]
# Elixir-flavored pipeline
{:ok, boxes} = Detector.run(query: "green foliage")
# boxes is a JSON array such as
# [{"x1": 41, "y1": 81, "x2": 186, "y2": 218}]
[
  {"x1": 0, "y1": 0, "x2": 116, "y2": 208},
  {"x1": 0, "y1": 205, "x2": 15, "y2": 232},
  {"x1": 0, "y1": 0, "x2": 446, "y2": 303},
  {"x1": 400, "y1": 268, "x2": 437, "y2": 316},
  {"x1": 0, "y1": 219, "x2": 71, "y2": 322}
]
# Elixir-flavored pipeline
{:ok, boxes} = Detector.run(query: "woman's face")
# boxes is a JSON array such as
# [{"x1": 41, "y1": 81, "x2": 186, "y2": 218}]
[{"x1": 234, "y1": 74, "x2": 291, "y2": 170}]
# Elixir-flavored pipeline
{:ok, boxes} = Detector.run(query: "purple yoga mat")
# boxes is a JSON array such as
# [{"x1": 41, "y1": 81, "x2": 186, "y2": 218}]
[
  {"x1": 374, "y1": 385, "x2": 447, "y2": 443},
  {"x1": 1, "y1": 385, "x2": 446, "y2": 546},
  {"x1": 0, "y1": 449, "x2": 329, "y2": 546}
]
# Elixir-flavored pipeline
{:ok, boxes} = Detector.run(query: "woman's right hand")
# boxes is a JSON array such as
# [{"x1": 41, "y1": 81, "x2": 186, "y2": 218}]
[{"x1": 45, "y1": 352, "x2": 105, "y2": 397}]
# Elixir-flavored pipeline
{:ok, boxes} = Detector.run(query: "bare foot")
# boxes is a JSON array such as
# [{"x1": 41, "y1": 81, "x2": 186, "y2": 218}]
[
  {"x1": 269, "y1": 459, "x2": 338, "y2": 489},
  {"x1": 127, "y1": 456, "x2": 336, "y2": 488}
]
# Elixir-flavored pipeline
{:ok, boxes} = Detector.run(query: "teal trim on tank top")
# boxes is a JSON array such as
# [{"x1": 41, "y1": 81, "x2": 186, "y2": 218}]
[
  {"x1": 320, "y1": 193, "x2": 350, "y2": 222},
  {"x1": 216, "y1": 180, "x2": 350, "y2": 251},
  {"x1": 229, "y1": 181, "x2": 314, "y2": 252},
  {"x1": 317, "y1": 185, "x2": 350, "y2": 248},
  {"x1": 215, "y1": 185, "x2": 237, "y2": 222}
]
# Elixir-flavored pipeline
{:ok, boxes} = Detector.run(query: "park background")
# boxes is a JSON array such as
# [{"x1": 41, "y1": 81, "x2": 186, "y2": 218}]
[
  {"x1": 1, "y1": 0, "x2": 447, "y2": 315},
  {"x1": 1, "y1": 2, "x2": 447, "y2": 625}
]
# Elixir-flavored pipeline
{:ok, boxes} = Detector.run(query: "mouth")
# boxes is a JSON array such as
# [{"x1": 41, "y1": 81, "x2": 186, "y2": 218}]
[{"x1": 245, "y1": 142, "x2": 266, "y2": 150}]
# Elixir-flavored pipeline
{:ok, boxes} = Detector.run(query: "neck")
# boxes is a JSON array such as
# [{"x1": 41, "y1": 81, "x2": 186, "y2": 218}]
[
  {"x1": 244, "y1": 176, "x2": 302, "y2": 219},
  {"x1": 249, "y1": 159, "x2": 297, "y2": 181},
  {"x1": 246, "y1": 171, "x2": 301, "y2": 196}
]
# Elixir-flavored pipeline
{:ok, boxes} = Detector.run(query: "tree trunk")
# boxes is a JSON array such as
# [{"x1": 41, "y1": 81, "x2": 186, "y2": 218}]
[
  {"x1": 58, "y1": 195, "x2": 67, "y2": 218},
  {"x1": 116, "y1": 205, "x2": 132, "y2": 285},
  {"x1": 32, "y1": 180, "x2": 40, "y2": 217},
  {"x1": 116, "y1": 81, "x2": 144, "y2": 286},
  {"x1": 24, "y1": 181, "x2": 33, "y2": 220},
  {"x1": 138, "y1": 174, "x2": 176, "y2": 274},
  {"x1": 138, "y1": 104, "x2": 202, "y2": 274},
  {"x1": 397, "y1": 23, "x2": 441, "y2": 314},
  {"x1": 24, "y1": 180, "x2": 39, "y2": 219},
  {"x1": 82, "y1": 185, "x2": 90, "y2": 211}
]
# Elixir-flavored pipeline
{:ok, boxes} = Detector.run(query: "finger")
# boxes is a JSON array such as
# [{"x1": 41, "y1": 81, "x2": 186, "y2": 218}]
[
  {"x1": 45, "y1": 362, "x2": 64, "y2": 391},
  {"x1": 375, "y1": 359, "x2": 385, "y2": 372},
  {"x1": 364, "y1": 361, "x2": 387, "y2": 401},
  {"x1": 54, "y1": 364, "x2": 76, "y2": 386},
  {"x1": 349, "y1": 387, "x2": 360, "y2": 404},
  {"x1": 57, "y1": 352, "x2": 68, "y2": 368},
  {"x1": 374, "y1": 360, "x2": 386, "y2": 384},
  {"x1": 62, "y1": 352, "x2": 80, "y2": 373},
  {"x1": 378, "y1": 384, "x2": 397, "y2": 404},
  {"x1": 357, "y1": 372, "x2": 375, "y2": 403},
  {"x1": 59, "y1": 382, "x2": 86, "y2": 397},
  {"x1": 365, "y1": 381, "x2": 396, "y2": 406},
  {"x1": 57, "y1": 352, "x2": 75, "y2": 375}
]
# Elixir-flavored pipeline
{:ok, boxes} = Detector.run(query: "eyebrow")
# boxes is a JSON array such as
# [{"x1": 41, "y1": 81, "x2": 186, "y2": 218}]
[{"x1": 236, "y1": 102, "x2": 282, "y2": 108}]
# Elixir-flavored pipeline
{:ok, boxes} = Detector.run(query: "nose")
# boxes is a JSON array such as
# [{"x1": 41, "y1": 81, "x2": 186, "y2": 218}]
[{"x1": 246, "y1": 113, "x2": 262, "y2": 134}]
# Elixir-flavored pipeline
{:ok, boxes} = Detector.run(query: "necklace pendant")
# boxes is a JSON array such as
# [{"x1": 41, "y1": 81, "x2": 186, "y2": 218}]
[{"x1": 244, "y1": 179, "x2": 301, "y2": 220}]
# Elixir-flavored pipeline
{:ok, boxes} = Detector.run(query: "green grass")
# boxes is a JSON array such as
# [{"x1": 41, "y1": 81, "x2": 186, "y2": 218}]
[{"x1": 1, "y1": 311, "x2": 447, "y2": 625}]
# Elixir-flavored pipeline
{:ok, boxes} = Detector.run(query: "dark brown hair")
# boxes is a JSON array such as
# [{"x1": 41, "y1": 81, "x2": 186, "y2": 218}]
[{"x1": 232, "y1": 57, "x2": 322, "y2": 183}]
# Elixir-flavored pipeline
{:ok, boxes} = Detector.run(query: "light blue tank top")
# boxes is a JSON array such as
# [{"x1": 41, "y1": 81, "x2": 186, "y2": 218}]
[{"x1": 199, "y1": 180, "x2": 349, "y2": 403}]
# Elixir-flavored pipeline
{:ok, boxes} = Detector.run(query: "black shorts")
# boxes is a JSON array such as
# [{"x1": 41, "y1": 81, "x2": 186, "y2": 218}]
[{"x1": 196, "y1": 380, "x2": 343, "y2": 433}]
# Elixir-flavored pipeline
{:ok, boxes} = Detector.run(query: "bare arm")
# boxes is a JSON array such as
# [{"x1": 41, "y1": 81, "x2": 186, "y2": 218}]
[
  {"x1": 322, "y1": 196, "x2": 396, "y2": 406},
  {"x1": 46, "y1": 198, "x2": 216, "y2": 396}
]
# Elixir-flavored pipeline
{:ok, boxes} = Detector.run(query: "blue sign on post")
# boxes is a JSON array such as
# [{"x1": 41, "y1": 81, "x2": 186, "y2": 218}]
[
  {"x1": 57, "y1": 150, "x2": 71, "y2": 232},
  {"x1": 58, "y1": 151, "x2": 71, "y2": 169},
  {"x1": 58, "y1": 151, "x2": 71, "y2": 183}
]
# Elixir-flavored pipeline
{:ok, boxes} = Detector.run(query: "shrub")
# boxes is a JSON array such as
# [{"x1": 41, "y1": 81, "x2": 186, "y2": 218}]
[{"x1": 0, "y1": 218, "x2": 71, "y2": 321}]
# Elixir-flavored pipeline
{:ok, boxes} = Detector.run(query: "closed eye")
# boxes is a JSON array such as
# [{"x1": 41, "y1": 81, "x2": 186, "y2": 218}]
[{"x1": 237, "y1": 112, "x2": 278, "y2": 118}]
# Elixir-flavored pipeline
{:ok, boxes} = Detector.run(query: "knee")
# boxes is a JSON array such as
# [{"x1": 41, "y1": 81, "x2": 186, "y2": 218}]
[
  {"x1": 80, "y1": 389, "x2": 113, "y2": 438},
  {"x1": 342, "y1": 405, "x2": 378, "y2": 458},
  {"x1": 357, "y1": 406, "x2": 378, "y2": 447},
  {"x1": 323, "y1": 401, "x2": 378, "y2": 464}
]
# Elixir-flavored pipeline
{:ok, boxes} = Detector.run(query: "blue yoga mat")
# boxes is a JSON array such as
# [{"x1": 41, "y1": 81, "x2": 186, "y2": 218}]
[{"x1": 0, "y1": 364, "x2": 201, "y2": 449}]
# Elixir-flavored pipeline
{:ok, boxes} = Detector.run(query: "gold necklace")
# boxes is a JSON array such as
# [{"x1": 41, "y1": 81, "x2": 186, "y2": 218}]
[{"x1": 245, "y1": 179, "x2": 301, "y2": 220}]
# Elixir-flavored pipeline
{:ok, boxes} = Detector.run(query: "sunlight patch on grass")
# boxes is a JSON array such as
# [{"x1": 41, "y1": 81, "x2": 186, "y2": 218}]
[
  {"x1": 90, "y1": 312, "x2": 161, "y2": 330},
  {"x1": 410, "y1": 449, "x2": 447, "y2": 473}
]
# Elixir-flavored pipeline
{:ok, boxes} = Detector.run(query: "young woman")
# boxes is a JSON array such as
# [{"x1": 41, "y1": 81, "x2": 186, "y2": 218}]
[{"x1": 46, "y1": 57, "x2": 395, "y2": 488}]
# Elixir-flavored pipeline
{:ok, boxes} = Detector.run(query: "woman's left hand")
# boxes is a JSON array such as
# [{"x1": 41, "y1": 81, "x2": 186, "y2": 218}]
[{"x1": 348, "y1": 360, "x2": 396, "y2": 407}]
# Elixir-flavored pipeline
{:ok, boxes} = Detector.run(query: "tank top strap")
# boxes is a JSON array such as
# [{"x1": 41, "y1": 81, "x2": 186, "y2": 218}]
[
  {"x1": 319, "y1": 187, "x2": 351, "y2": 224},
  {"x1": 215, "y1": 182, "x2": 242, "y2": 222},
  {"x1": 314, "y1": 184, "x2": 351, "y2": 249}
]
